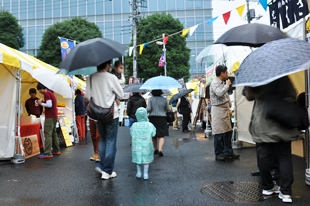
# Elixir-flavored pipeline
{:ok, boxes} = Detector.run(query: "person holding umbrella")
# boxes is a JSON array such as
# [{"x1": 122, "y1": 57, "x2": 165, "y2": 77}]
[
  {"x1": 147, "y1": 89, "x2": 169, "y2": 157},
  {"x1": 244, "y1": 77, "x2": 301, "y2": 203},
  {"x1": 209, "y1": 65, "x2": 239, "y2": 161},
  {"x1": 178, "y1": 95, "x2": 192, "y2": 132},
  {"x1": 86, "y1": 60, "x2": 124, "y2": 180}
]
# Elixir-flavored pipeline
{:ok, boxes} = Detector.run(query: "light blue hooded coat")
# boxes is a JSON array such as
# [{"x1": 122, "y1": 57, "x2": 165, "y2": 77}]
[{"x1": 130, "y1": 107, "x2": 156, "y2": 164}]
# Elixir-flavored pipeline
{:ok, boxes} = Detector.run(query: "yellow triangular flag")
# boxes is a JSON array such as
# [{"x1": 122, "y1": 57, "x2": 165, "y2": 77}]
[
  {"x1": 139, "y1": 44, "x2": 144, "y2": 55},
  {"x1": 181, "y1": 28, "x2": 190, "y2": 37},
  {"x1": 232, "y1": 60, "x2": 240, "y2": 73},
  {"x1": 236, "y1": 4, "x2": 245, "y2": 17}
]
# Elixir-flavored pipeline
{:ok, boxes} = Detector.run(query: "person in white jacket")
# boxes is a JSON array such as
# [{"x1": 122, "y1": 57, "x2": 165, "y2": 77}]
[{"x1": 86, "y1": 60, "x2": 124, "y2": 180}]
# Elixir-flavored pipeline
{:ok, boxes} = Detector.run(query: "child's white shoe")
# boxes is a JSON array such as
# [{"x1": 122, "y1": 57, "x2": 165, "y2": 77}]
[
  {"x1": 136, "y1": 164, "x2": 142, "y2": 178},
  {"x1": 143, "y1": 165, "x2": 149, "y2": 180}
]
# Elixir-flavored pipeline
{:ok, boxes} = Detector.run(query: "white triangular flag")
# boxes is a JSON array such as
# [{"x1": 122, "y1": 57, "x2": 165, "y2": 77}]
[
  {"x1": 189, "y1": 24, "x2": 199, "y2": 36},
  {"x1": 129, "y1": 46, "x2": 134, "y2": 56}
]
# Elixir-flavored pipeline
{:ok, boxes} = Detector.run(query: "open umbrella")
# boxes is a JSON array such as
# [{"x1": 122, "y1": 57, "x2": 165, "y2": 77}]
[
  {"x1": 123, "y1": 83, "x2": 149, "y2": 93},
  {"x1": 58, "y1": 38, "x2": 128, "y2": 75},
  {"x1": 31, "y1": 68, "x2": 72, "y2": 98},
  {"x1": 140, "y1": 76, "x2": 182, "y2": 90},
  {"x1": 214, "y1": 23, "x2": 289, "y2": 47},
  {"x1": 195, "y1": 44, "x2": 228, "y2": 64},
  {"x1": 234, "y1": 38, "x2": 310, "y2": 87},
  {"x1": 169, "y1": 89, "x2": 193, "y2": 104}
]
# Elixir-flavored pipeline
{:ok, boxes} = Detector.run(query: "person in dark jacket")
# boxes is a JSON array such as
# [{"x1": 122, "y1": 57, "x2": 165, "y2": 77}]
[
  {"x1": 75, "y1": 89, "x2": 86, "y2": 140},
  {"x1": 179, "y1": 95, "x2": 192, "y2": 132},
  {"x1": 127, "y1": 93, "x2": 147, "y2": 127}
]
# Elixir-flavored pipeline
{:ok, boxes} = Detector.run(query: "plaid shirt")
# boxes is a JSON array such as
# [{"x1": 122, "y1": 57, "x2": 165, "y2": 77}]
[{"x1": 210, "y1": 77, "x2": 230, "y2": 106}]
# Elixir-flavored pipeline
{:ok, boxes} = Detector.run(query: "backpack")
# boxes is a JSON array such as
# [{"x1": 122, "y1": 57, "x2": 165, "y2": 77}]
[
  {"x1": 171, "y1": 100, "x2": 177, "y2": 107},
  {"x1": 177, "y1": 105, "x2": 183, "y2": 114}
]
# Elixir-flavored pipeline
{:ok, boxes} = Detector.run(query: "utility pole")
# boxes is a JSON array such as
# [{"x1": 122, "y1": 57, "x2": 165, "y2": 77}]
[
  {"x1": 131, "y1": 0, "x2": 138, "y2": 78},
  {"x1": 129, "y1": 0, "x2": 146, "y2": 79},
  {"x1": 246, "y1": 0, "x2": 262, "y2": 24},
  {"x1": 246, "y1": 0, "x2": 251, "y2": 24}
]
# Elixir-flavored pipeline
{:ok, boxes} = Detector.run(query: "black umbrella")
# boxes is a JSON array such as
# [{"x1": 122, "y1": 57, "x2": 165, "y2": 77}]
[
  {"x1": 169, "y1": 89, "x2": 193, "y2": 104},
  {"x1": 123, "y1": 83, "x2": 149, "y2": 93},
  {"x1": 58, "y1": 38, "x2": 128, "y2": 75},
  {"x1": 214, "y1": 23, "x2": 289, "y2": 47}
]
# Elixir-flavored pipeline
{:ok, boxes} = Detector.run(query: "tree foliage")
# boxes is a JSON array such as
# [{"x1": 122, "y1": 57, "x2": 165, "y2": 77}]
[
  {"x1": 125, "y1": 13, "x2": 190, "y2": 81},
  {"x1": 0, "y1": 10, "x2": 24, "y2": 50},
  {"x1": 37, "y1": 17, "x2": 102, "y2": 67}
]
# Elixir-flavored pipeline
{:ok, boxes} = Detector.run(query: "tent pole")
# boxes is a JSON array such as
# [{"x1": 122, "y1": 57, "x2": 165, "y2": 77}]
[
  {"x1": 302, "y1": 16, "x2": 310, "y2": 185},
  {"x1": 12, "y1": 69, "x2": 25, "y2": 164}
]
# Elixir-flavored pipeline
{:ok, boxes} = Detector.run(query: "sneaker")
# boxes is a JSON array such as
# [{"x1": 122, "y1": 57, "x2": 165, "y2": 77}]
[
  {"x1": 225, "y1": 154, "x2": 240, "y2": 160},
  {"x1": 90, "y1": 154, "x2": 96, "y2": 161},
  {"x1": 215, "y1": 154, "x2": 225, "y2": 161},
  {"x1": 38, "y1": 154, "x2": 53, "y2": 159},
  {"x1": 278, "y1": 191, "x2": 292, "y2": 203},
  {"x1": 52, "y1": 151, "x2": 61, "y2": 155},
  {"x1": 262, "y1": 184, "x2": 280, "y2": 195},
  {"x1": 159, "y1": 151, "x2": 164, "y2": 157},
  {"x1": 110, "y1": 171, "x2": 117, "y2": 178},
  {"x1": 173, "y1": 128, "x2": 179, "y2": 131},
  {"x1": 101, "y1": 171, "x2": 111, "y2": 180},
  {"x1": 90, "y1": 153, "x2": 100, "y2": 161},
  {"x1": 95, "y1": 154, "x2": 100, "y2": 162}
]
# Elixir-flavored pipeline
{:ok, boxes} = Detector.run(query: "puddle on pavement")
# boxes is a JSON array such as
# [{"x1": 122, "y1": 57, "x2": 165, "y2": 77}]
[{"x1": 172, "y1": 137, "x2": 192, "y2": 149}]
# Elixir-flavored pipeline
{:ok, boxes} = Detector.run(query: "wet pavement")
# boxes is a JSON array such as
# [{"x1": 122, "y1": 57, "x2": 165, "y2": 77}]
[{"x1": 1, "y1": 126, "x2": 310, "y2": 206}]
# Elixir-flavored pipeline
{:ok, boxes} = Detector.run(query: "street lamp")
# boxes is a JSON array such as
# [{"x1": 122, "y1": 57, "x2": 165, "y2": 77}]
[{"x1": 156, "y1": 33, "x2": 167, "y2": 76}]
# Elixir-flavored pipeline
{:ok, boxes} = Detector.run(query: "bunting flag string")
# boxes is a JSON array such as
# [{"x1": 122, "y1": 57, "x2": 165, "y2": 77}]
[{"x1": 135, "y1": 2, "x2": 267, "y2": 55}]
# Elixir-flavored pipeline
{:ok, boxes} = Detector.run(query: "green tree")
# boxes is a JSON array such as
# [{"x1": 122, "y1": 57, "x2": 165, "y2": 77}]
[
  {"x1": 37, "y1": 17, "x2": 102, "y2": 67},
  {"x1": 0, "y1": 10, "x2": 24, "y2": 50},
  {"x1": 125, "y1": 13, "x2": 190, "y2": 81}
]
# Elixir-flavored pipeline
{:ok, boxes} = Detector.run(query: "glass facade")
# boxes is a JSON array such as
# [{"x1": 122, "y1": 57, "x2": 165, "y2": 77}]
[{"x1": 1, "y1": 0, "x2": 213, "y2": 77}]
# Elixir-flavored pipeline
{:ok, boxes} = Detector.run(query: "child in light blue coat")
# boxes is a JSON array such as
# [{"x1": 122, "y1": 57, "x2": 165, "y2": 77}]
[{"x1": 130, "y1": 107, "x2": 156, "y2": 180}]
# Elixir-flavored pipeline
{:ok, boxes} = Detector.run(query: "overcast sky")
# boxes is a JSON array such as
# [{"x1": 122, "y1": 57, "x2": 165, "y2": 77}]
[{"x1": 212, "y1": 0, "x2": 270, "y2": 40}]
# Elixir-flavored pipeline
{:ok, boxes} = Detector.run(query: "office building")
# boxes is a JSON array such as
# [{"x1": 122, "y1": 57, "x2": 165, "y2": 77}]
[{"x1": 0, "y1": 0, "x2": 213, "y2": 77}]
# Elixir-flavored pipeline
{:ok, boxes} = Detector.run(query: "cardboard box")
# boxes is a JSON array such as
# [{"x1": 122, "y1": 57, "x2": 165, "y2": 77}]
[
  {"x1": 20, "y1": 116, "x2": 32, "y2": 125},
  {"x1": 292, "y1": 139, "x2": 305, "y2": 157},
  {"x1": 15, "y1": 135, "x2": 40, "y2": 159},
  {"x1": 20, "y1": 116, "x2": 41, "y2": 125}
]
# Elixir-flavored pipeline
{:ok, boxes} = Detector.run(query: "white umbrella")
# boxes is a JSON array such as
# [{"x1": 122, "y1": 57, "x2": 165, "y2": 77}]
[{"x1": 31, "y1": 68, "x2": 72, "y2": 98}]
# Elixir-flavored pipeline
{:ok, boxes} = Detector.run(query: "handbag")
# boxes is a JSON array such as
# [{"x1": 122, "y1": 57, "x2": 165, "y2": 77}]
[
  {"x1": 86, "y1": 76, "x2": 114, "y2": 123},
  {"x1": 166, "y1": 111, "x2": 175, "y2": 122},
  {"x1": 265, "y1": 96, "x2": 309, "y2": 130},
  {"x1": 87, "y1": 97, "x2": 114, "y2": 123}
]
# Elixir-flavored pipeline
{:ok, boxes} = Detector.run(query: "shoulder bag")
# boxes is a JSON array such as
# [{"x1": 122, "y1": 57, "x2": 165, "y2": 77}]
[
  {"x1": 166, "y1": 111, "x2": 175, "y2": 122},
  {"x1": 86, "y1": 76, "x2": 114, "y2": 123},
  {"x1": 265, "y1": 96, "x2": 309, "y2": 130}
]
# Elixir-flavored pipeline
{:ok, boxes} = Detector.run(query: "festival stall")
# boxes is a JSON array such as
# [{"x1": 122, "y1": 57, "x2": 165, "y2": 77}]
[{"x1": 0, "y1": 43, "x2": 85, "y2": 160}]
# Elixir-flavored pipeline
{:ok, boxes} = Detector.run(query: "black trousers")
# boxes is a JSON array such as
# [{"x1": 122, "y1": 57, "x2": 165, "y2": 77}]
[
  {"x1": 259, "y1": 142, "x2": 293, "y2": 195},
  {"x1": 256, "y1": 143, "x2": 279, "y2": 170},
  {"x1": 182, "y1": 113, "x2": 190, "y2": 131}
]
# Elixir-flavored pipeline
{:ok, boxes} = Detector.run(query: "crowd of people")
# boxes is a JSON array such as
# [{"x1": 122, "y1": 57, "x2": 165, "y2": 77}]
[{"x1": 31, "y1": 61, "x2": 305, "y2": 204}]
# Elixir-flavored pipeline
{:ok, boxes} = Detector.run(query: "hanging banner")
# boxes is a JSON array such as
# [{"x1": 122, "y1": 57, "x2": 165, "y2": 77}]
[
  {"x1": 292, "y1": 0, "x2": 309, "y2": 21},
  {"x1": 59, "y1": 37, "x2": 76, "y2": 60},
  {"x1": 269, "y1": 0, "x2": 280, "y2": 28},
  {"x1": 158, "y1": 52, "x2": 165, "y2": 67}
]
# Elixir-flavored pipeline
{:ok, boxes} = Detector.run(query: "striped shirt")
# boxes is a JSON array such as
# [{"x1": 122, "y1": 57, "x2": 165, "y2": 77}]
[
  {"x1": 147, "y1": 96, "x2": 169, "y2": 117},
  {"x1": 210, "y1": 77, "x2": 230, "y2": 106}
]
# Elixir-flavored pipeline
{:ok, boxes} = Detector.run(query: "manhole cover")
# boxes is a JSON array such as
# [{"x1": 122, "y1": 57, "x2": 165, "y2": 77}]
[{"x1": 201, "y1": 181, "x2": 264, "y2": 202}]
